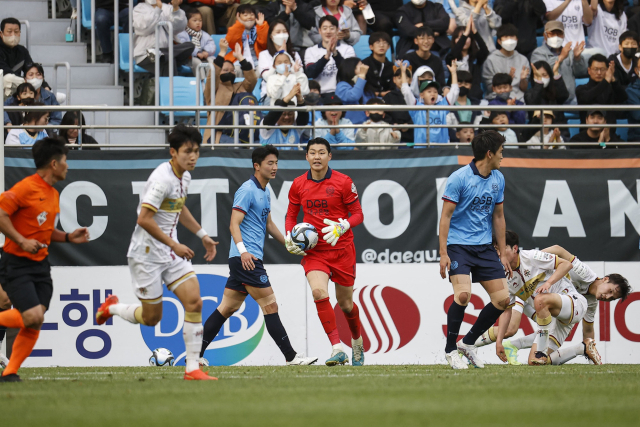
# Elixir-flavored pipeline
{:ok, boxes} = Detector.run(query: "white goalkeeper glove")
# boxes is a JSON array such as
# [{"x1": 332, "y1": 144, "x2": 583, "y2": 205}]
[
  {"x1": 321, "y1": 218, "x2": 350, "y2": 247},
  {"x1": 284, "y1": 231, "x2": 306, "y2": 256}
]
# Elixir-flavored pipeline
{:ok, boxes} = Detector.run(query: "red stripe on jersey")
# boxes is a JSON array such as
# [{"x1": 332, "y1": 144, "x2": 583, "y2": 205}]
[
  {"x1": 232, "y1": 207, "x2": 247, "y2": 214},
  {"x1": 442, "y1": 198, "x2": 457, "y2": 205}
]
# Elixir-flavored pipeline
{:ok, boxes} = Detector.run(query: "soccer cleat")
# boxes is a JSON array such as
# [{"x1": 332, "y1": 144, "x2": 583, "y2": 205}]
[
  {"x1": 584, "y1": 339, "x2": 603, "y2": 365},
  {"x1": 0, "y1": 353, "x2": 8, "y2": 369},
  {"x1": 184, "y1": 369, "x2": 218, "y2": 381},
  {"x1": 445, "y1": 349, "x2": 468, "y2": 370},
  {"x1": 286, "y1": 353, "x2": 318, "y2": 366},
  {"x1": 325, "y1": 349, "x2": 349, "y2": 366},
  {"x1": 197, "y1": 357, "x2": 209, "y2": 367},
  {"x1": 502, "y1": 340, "x2": 522, "y2": 365},
  {"x1": 457, "y1": 341, "x2": 485, "y2": 368},
  {"x1": 95, "y1": 294, "x2": 119, "y2": 325},
  {"x1": 351, "y1": 337, "x2": 365, "y2": 366},
  {"x1": 530, "y1": 351, "x2": 550, "y2": 365},
  {"x1": 0, "y1": 373, "x2": 21, "y2": 382}
]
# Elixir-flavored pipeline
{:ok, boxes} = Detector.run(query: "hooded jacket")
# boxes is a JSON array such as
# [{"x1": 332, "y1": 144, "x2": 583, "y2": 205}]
[{"x1": 132, "y1": 2, "x2": 187, "y2": 64}]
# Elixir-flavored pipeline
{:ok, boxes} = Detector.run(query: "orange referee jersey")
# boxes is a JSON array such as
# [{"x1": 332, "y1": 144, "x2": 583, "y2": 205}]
[{"x1": 0, "y1": 173, "x2": 60, "y2": 261}]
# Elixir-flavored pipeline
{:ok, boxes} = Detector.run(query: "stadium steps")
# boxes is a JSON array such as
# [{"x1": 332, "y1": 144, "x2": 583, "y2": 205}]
[
  {"x1": 28, "y1": 19, "x2": 71, "y2": 44},
  {"x1": 0, "y1": 0, "x2": 48, "y2": 21},
  {"x1": 43, "y1": 63, "x2": 115, "y2": 87},
  {"x1": 30, "y1": 42, "x2": 90, "y2": 65}
]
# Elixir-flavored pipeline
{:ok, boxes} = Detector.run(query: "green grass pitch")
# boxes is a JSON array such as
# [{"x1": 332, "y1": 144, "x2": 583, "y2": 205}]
[{"x1": 2, "y1": 365, "x2": 639, "y2": 426}]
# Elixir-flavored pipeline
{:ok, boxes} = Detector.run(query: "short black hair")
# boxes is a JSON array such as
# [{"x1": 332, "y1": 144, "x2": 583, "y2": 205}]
[
  {"x1": 369, "y1": 31, "x2": 391, "y2": 47},
  {"x1": 33, "y1": 137, "x2": 69, "y2": 169},
  {"x1": 457, "y1": 70, "x2": 473, "y2": 84},
  {"x1": 168, "y1": 124, "x2": 202, "y2": 151},
  {"x1": 606, "y1": 273, "x2": 632, "y2": 301},
  {"x1": 456, "y1": 122, "x2": 474, "y2": 131},
  {"x1": 236, "y1": 4, "x2": 257, "y2": 16},
  {"x1": 489, "y1": 111, "x2": 508, "y2": 123},
  {"x1": 497, "y1": 24, "x2": 518, "y2": 40},
  {"x1": 25, "y1": 63, "x2": 45, "y2": 78},
  {"x1": 306, "y1": 137, "x2": 331, "y2": 153},
  {"x1": 1, "y1": 18, "x2": 20, "y2": 32},
  {"x1": 309, "y1": 80, "x2": 321, "y2": 92},
  {"x1": 252, "y1": 145, "x2": 279, "y2": 169},
  {"x1": 588, "y1": 53, "x2": 608, "y2": 67},
  {"x1": 492, "y1": 73, "x2": 512, "y2": 87},
  {"x1": 471, "y1": 130, "x2": 505, "y2": 160},
  {"x1": 366, "y1": 97, "x2": 385, "y2": 106},
  {"x1": 619, "y1": 30, "x2": 639, "y2": 45},
  {"x1": 186, "y1": 8, "x2": 202, "y2": 21},
  {"x1": 318, "y1": 15, "x2": 339, "y2": 30},
  {"x1": 414, "y1": 26, "x2": 434, "y2": 39},
  {"x1": 492, "y1": 230, "x2": 519, "y2": 251},
  {"x1": 15, "y1": 82, "x2": 36, "y2": 98}
]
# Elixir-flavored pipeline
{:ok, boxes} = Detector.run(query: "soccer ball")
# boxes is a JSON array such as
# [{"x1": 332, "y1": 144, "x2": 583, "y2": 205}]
[
  {"x1": 291, "y1": 222, "x2": 318, "y2": 251},
  {"x1": 149, "y1": 348, "x2": 175, "y2": 366}
]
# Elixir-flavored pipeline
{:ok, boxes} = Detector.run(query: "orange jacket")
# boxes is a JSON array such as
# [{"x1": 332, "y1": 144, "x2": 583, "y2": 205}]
[{"x1": 223, "y1": 19, "x2": 269, "y2": 63}]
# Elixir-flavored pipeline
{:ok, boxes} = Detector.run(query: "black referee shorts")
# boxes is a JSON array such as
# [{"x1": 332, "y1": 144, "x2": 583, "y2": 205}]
[{"x1": 0, "y1": 251, "x2": 53, "y2": 312}]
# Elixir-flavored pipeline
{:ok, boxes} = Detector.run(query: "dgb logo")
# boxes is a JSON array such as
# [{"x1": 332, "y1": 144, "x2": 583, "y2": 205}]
[{"x1": 140, "y1": 274, "x2": 264, "y2": 366}]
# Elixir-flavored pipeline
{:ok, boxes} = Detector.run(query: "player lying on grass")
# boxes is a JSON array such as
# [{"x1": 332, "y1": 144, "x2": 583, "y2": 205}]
[
  {"x1": 284, "y1": 138, "x2": 365, "y2": 366},
  {"x1": 199, "y1": 145, "x2": 318, "y2": 367},
  {"x1": 96, "y1": 125, "x2": 219, "y2": 381}
]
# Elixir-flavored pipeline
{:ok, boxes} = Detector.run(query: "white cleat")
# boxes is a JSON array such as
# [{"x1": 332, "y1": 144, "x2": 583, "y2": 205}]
[
  {"x1": 445, "y1": 349, "x2": 469, "y2": 370},
  {"x1": 197, "y1": 357, "x2": 209, "y2": 367},
  {"x1": 287, "y1": 353, "x2": 318, "y2": 366},
  {"x1": 0, "y1": 352, "x2": 8, "y2": 369},
  {"x1": 457, "y1": 341, "x2": 485, "y2": 368}
]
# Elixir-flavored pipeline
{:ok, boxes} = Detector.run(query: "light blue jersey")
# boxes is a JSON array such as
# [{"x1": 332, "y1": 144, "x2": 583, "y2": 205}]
[
  {"x1": 229, "y1": 175, "x2": 271, "y2": 260},
  {"x1": 442, "y1": 161, "x2": 505, "y2": 246},
  {"x1": 409, "y1": 98, "x2": 451, "y2": 144}
]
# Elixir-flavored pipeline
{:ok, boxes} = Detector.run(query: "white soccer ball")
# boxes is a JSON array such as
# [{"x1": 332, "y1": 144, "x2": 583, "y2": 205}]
[
  {"x1": 291, "y1": 222, "x2": 318, "y2": 251},
  {"x1": 149, "y1": 348, "x2": 175, "y2": 366}
]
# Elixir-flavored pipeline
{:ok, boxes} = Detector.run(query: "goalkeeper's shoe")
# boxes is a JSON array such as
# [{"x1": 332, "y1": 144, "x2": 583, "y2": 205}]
[
  {"x1": 584, "y1": 339, "x2": 603, "y2": 365},
  {"x1": 184, "y1": 369, "x2": 218, "y2": 380},
  {"x1": 530, "y1": 351, "x2": 550, "y2": 365},
  {"x1": 287, "y1": 353, "x2": 318, "y2": 366},
  {"x1": 445, "y1": 349, "x2": 468, "y2": 370},
  {"x1": 197, "y1": 357, "x2": 209, "y2": 367},
  {"x1": 457, "y1": 341, "x2": 485, "y2": 368},
  {"x1": 325, "y1": 349, "x2": 349, "y2": 366},
  {"x1": 503, "y1": 340, "x2": 522, "y2": 365},
  {"x1": 352, "y1": 337, "x2": 365, "y2": 366},
  {"x1": 95, "y1": 294, "x2": 119, "y2": 325}
]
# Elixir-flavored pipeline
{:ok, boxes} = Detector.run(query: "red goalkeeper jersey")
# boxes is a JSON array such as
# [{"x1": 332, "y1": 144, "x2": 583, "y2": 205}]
[{"x1": 286, "y1": 168, "x2": 363, "y2": 251}]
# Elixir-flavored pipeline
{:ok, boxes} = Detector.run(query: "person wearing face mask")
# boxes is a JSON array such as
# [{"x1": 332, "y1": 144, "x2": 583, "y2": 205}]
[
  {"x1": 58, "y1": 112, "x2": 100, "y2": 150},
  {"x1": 203, "y1": 37, "x2": 257, "y2": 144},
  {"x1": 625, "y1": 55, "x2": 640, "y2": 142},
  {"x1": 395, "y1": 0, "x2": 453, "y2": 58},
  {"x1": 3, "y1": 83, "x2": 36, "y2": 137},
  {"x1": 355, "y1": 98, "x2": 401, "y2": 148},
  {"x1": 486, "y1": 73, "x2": 526, "y2": 126},
  {"x1": 494, "y1": 0, "x2": 547, "y2": 57},
  {"x1": 224, "y1": 4, "x2": 269, "y2": 69},
  {"x1": 543, "y1": 0, "x2": 592, "y2": 46},
  {"x1": 0, "y1": 18, "x2": 34, "y2": 99},
  {"x1": 482, "y1": 24, "x2": 530, "y2": 100},
  {"x1": 260, "y1": 83, "x2": 309, "y2": 149},
  {"x1": 446, "y1": 71, "x2": 482, "y2": 142},
  {"x1": 531, "y1": 21, "x2": 587, "y2": 105},
  {"x1": 5, "y1": 103, "x2": 49, "y2": 147},
  {"x1": 258, "y1": 20, "x2": 303, "y2": 100},
  {"x1": 264, "y1": 51, "x2": 310, "y2": 105},
  {"x1": 446, "y1": 18, "x2": 490, "y2": 101},
  {"x1": 609, "y1": 30, "x2": 639, "y2": 88}
]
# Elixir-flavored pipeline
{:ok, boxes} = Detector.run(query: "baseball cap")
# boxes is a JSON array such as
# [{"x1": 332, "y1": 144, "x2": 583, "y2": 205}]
[
  {"x1": 587, "y1": 109, "x2": 607, "y2": 118},
  {"x1": 545, "y1": 21, "x2": 564, "y2": 33},
  {"x1": 419, "y1": 80, "x2": 441, "y2": 92}
]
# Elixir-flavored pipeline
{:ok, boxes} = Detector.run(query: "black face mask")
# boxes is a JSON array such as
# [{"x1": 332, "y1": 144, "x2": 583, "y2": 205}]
[
  {"x1": 220, "y1": 72, "x2": 236, "y2": 83},
  {"x1": 369, "y1": 113, "x2": 384, "y2": 122},
  {"x1": 458, "y1": 86, "x2": 470, "y2": 97},
  {"x1": 305, "y1": 92, "x2": 321, "y2": 105},
  {"x1": 623, "y1": 47, "x2": 638, "y2": 59},
  {"x1": 19, "y1": 97, "x2": 34, "y2": 106}
]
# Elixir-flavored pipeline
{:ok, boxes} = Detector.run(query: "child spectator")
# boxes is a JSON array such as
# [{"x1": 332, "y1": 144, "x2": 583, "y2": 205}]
[
  {"x1": 523, "y1": 60, "x2": 569, "y2": 140},
  {"x1": 175, "y1": 9, "x2": 216, "y2": 75},
  {"x1": 488, "y1": 110, "x2": 518, "y2": 144},
  {"x1": 224, "y1": 5, "x2": 269, "y2": 69},
  {"x1": 401, "y1": 60, "x2": 459, "y2": 144},
  {"x1": 410, "y1": 65, "x2": 438, "y2": 98},
  {"x1": 395, "y1": 0, "x2": 453, "y2": 57},
  {"x1": 609, "y1": 30, "x2": 639, "y2": 88},
  {"x1": 402, "y1": 27, "x2": 446, "y2": 87},
  {"x1": 448, "y1": 0, "x2": 502, "y2": 53},
  {"x1": 355, "y1": 98, "x2": 401, "y2": 147},
  {"x1": 335, "y1": 57, "x2": 373, "y2": 124},
  {"x1": 362, "y1": 32, "x2": 395, "y2": 97},
  {"x1": 314, "y1": 94, "x2": 356, "y2": 148},
  {"x1": 309, "y1": 0, "x2": 362, "y2": 46},
  {"x1": 4, "y1": 64, "x2": 61, "y2": 128},
  {"x1": 4, "y1": 82, "x2": 35, "y2": 133},
  {"x1": 586, "y1": 0, "x2": 628, "y2": 58},
  {"x1": 455, "y1": 122, "x2": 476, "y2": 142},
  {"x1": 487, "y1": 73, "x2": 526, "y2": 124},
  {"x1": 260, "y1": 83, "x2": 309, "y2": 149},
  {"x1": 383, "y1": 64, "x2": 415, "y2": 145},
  {"x1": 258, "y1": 19, "x2": 303, "y2": 100},
  {"x1": 59, "y1": 111, "x2": 100, "y2": 150},
  {"x1": 446, "y1": 70, "x2": 481, "y2": 141},
  {"x1": 525, "y1": 110, "x2": 564, "y2": 149},
  {"x1": 305, "y1": 16, "x2": 356, "y2": 94},
  {"x1": 482, "y1": 23, "x2": 530, "y2": 100},
  {"x1": 263, "y1": 51, "x2": 309, "y2": 105},
  {"x1": 5, "y1": 103, "x2": 48, "y2": 146},
  {"x1": 446, "y1": 18, "x2": 490, "y2": 100}
]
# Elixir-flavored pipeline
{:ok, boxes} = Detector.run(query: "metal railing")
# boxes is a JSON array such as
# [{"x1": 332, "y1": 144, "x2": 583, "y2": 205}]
[
  {"x1": 128, "y1": 0, "x2": 134, "y2": 106},
  {"x1": 195, "y1": 60, "x2": 215, "y2": 132},
  {"x1": 51, "y1": 62, "x2": 71, "y2": 105},
  {"x1": 18, "y1": 20, "x2": 30, "y2": 51},
  {"x1": 155, "y1": 21, "x2": 174, "y2": 126}
]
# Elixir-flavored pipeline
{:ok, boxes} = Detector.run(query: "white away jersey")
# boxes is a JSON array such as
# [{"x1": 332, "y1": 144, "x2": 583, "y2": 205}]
[
  {"x1": 128, "y1": 161, "x2": 191, "y2": 263},
  {"x1": 549, "y1": 259, "x2": 599, "y2": 323},
  {"x1": 508, "y1": 249, "x2": 559, "y2": 306}
]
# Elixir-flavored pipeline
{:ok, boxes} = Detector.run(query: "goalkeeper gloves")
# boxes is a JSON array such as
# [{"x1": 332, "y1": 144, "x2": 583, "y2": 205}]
[
  {"x1": 284, "y1": 231, "x2": 306, "y2": 256},
  {"x1": 321, "y1": 218, "x2": 350, "y2": 247}
]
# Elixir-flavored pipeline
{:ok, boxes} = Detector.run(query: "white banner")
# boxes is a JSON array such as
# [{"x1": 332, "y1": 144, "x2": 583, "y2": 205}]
[{"x1": 14, "y1": 263, "x2": 640, "y2": 367}]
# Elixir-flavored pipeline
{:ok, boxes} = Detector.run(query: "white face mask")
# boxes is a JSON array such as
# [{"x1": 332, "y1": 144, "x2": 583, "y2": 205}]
[
  {"x1": 501, "y1": 39, "x2": 517, "y2": 52},
  {"x1": 272, "y1": 33, "x2": 289, "y2": 47},
  {"x1": 146, "y1": 0, "x2": 157, "y2": 5},
  {"x1": 27, "y1": 78, "x2": 43, "y2": 91},
  {"x1": 541, "y1": 77, "x2": 551, "y2": 88},
  {"x1": 411, "y1": 0, "x2": 427, "y2": 5},
  {"x1": 547, "y1": 36, "x2": 563, "y2": 49},
  {"x1": 2, "y1": 35, "x2": 19, "y2": 48}
]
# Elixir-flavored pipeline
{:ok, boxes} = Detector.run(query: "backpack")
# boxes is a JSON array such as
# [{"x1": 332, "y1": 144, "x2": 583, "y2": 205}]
[{"x1": 219, "y1": 92, "x2": 264, "y2": 144}]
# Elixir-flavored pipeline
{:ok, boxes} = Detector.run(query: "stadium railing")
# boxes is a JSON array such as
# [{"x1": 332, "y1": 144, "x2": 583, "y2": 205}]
[
  {"x1": 51, "y1": 62, "x2": 71, "y2": 105},
  {"x1": 18, "y1": 19, "x2": 30, "y2": 51}
]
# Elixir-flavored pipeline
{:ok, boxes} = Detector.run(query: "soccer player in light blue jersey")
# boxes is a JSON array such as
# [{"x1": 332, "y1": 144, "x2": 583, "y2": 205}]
[
  {"x1": 439, "y1": 130, "x2": 512, "y2": 369},
  {"x1": 199, "y1": 145, "x2": 317, "y2": 366}
]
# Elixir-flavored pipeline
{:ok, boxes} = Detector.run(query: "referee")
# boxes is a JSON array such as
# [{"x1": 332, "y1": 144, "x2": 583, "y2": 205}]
[{"x1": 0, "y1": 137, "x2": 89, "y2": 382}]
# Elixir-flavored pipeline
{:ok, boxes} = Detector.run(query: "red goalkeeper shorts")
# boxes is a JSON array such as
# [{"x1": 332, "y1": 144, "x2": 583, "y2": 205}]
[{"x1": 301, "y1": 242, "x2": 356, "y2": 287}]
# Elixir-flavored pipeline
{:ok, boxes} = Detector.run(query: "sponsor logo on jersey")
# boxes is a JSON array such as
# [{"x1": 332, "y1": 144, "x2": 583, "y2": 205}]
[
  {"x1": 334, "y1": 285, "x2": 420, "y2": 353},
  {"x1": 37, "y1": 211, "x2": 47, "y2": 226},
  {"x1": 451, "y1": 261, "x2": 459, "y2": 270},
  {"x1": 326, "y1": 186, "x2": 335, "y2": 196},
  {"x1": 141, "y1": 274, "x2": 263, "y2": 366}
]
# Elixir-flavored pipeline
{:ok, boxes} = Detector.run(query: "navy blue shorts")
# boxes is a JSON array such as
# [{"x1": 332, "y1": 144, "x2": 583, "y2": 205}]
[
  {"x1": 447, "y1": 244, "x2": 506, "y2": 283},
  {"x1": 225, "y1": 257, "x2": 272, "y2": 293}
]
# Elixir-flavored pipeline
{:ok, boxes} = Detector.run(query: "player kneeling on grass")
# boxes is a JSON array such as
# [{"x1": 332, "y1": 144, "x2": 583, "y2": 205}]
[
  {"x1": 199, "y1": 145, "x2": 318, "y2": 367},
  {"x1": 96, "y1": 125, "x2": 219, "y2": 381},
  {"x1": 285, "y1": 138, "x2": 365, "y2": 366},
  {"x1": 0, "y1": 138, "x2": 90, "y2": 382}
]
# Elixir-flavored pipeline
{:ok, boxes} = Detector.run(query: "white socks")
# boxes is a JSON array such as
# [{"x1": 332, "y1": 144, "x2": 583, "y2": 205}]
[
  {"x1": 109, "y1": 303, "x2": 141, "y2": 324},
  {"x1": 510, "y1": 333, "x2": 536, "y2": 350},
  {"x1": 549, "y1": 343, "x2": 585, "y2": 365},
  {"x1": 183, "y1": 321, "x2": 203, "y2": 373},
  {"x1": 332, "y1": 343, "x2": 344, "y2": 353},
  {"x1": 474, "y1": 327, "x2": 496, "y2": 347}
]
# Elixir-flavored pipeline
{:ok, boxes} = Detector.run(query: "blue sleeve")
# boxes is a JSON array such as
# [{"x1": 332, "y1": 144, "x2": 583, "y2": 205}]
[
  {"x1": 232, "y1": 185, "x2": 253, "y2": 214},
  {"x1": 496, "y1": 172, "x2": 505, "y2": 204},
  {"x1": 442, "y1": 171, "x2": 463, "y2": 204},
  {"x1": 512, "y1": 101, "x2": 527, "y2": 124},
  {"x1": 335, "y1": 79, "x2": 365, "y2": 104}
]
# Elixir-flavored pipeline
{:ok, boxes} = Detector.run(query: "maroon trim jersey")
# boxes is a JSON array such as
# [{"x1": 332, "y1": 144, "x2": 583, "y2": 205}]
[{"x1": 286, "y1": 168, "x2": 363, "y2": 251}]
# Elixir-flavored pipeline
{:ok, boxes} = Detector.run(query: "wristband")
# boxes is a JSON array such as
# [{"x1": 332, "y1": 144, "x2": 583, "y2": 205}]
[
  {"x1": 236, "y1": 241, "x2": 247, "y2": 254},
  {"x1": 196, "y1": 228, "x2": 208, "y2": 239},
  {"x1": 65, "y1": 233, "x2": 70, "y2": 242}
]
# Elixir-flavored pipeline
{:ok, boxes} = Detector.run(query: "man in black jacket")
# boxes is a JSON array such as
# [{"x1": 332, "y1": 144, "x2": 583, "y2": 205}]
[
  {"x1": 608, "y1": 30, "x2": 639, "y2": 89},
  {"x1": 395, "y1": 0, "x2": 451, "y2": 58},
  {"x1": 0, "y1": 18, "x2": 33, "y2": 97},
  {"x1": 576, "y1": 54, "x2": 628, "y2": 123},
  {"x1": 362, "y1": 32, "x2": 395, "y2": 97},
  {"x1": 494, "y1": 0, "x2": 546, "y2": 58},
  {"x1": 568, "y1": 110, "x2": 624, "y2": 147}
]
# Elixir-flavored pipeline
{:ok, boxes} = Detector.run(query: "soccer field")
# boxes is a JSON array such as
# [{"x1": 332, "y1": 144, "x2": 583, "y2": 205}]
[{"x1": 3, "y1": 365, "x2": 639, "y2": 426}]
